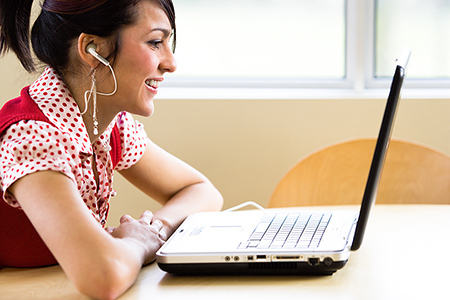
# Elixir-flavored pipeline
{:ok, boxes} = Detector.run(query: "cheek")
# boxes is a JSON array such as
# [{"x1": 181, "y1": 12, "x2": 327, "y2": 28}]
[
  {"x1": 121, "y1": 47, "x2": 158, "y2": 73},
  {"x1": 138, "y1": 55, "x2": 159, "y2": 72}
]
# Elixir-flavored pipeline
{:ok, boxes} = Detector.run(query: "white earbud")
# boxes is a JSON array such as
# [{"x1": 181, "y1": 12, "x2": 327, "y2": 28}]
[
  {"x1": 84, "y1": 43, "x2": 118, "y2": 98},
  {"x1": 86, "y1": 44, "x2": 110, "y2": 66}
]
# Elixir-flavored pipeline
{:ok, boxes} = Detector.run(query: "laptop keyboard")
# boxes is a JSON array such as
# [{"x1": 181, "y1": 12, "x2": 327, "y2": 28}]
[{"x1": 238, "y1": 213, "x2": 331, "y2": 250}]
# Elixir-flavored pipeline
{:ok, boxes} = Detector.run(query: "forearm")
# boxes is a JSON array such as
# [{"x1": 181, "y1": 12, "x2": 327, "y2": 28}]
[
  {"x1": 71, "y1": 237, "x2": 144, "y2": 300},
  {"x1": 70, "y1": 213, "x2": 165, "y2": 299},
  {"x1": 118, "y1": 141, "x2": 224, "y2": 238},
  {"x1": 9, "y1": 171, "x2": 148, "y2": 300},
  {"x1": 39, "y1": 211, "x2": 154, "y2": 299},
  {"x1": 153, "y1": 181, "x2": 223, "y2": 239}
]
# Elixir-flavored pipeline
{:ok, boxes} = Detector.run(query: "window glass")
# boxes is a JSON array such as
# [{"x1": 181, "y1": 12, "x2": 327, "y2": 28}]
[
  {"x1": 375, "y1": 0, "x2": 450, "y2": 79},
  {"x1": 170, "y1": 0, "x2": 346, "y2": 82}
]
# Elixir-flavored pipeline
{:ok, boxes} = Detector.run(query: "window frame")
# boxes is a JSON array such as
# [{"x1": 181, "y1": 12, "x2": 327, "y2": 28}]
[
  {"x1": 364, "y1": 0, "x2": 450, "y2": 90},
  {"x1": 159, "y1": 0, "x2": 450, "y2": 99}
]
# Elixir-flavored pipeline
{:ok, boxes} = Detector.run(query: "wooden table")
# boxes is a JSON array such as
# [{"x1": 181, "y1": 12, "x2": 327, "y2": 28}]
[{"x1": 1, "y1": 205, "x2": 449, "y2": 300}]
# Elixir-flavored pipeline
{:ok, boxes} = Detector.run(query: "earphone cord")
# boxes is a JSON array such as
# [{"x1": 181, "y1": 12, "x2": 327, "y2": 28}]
[
  {"x1": 97, "y1": 64, "x2": 117, "y2": 96},
  {"x1": 81, "y1": 64, "x2": 117, "y2": 115}
]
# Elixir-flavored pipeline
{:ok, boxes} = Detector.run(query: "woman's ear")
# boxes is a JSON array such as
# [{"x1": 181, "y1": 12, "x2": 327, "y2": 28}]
[{"x1": 77, "y1": 33, "x2": 108, "y2": 68}]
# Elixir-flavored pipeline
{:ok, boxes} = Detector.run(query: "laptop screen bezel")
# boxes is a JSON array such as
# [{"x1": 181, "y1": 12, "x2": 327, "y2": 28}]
[{"x1": 350, "y1": 51, "x2": 410, "y2": 251}]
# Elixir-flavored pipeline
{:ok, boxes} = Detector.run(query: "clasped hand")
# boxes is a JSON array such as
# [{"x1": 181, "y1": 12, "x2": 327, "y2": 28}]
[{"x1": 105, "y1": 210, "x2": 166, "y2": 265}]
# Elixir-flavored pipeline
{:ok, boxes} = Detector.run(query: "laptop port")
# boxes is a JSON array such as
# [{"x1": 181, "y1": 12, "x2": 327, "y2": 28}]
[
  {"x1": 247, "y1": 255, "x2": 254, "y2": 261},
  {"x1": 324, "y1": 257, "x2": 333, "y2": 267},
  {"x1": 308, "y1": 257, "x2": 320, "y2": 266},
  {"x1": 275, "y1": 255, "x2": 301, "y2": 261},
  {"x1": 256, "y1": 255, "x2": 267, "y2": 260}
]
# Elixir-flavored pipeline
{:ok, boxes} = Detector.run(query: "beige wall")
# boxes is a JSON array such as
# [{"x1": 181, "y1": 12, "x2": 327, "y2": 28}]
[{"x1": 2, "y1": 53, "x2": 450, "y2": 227}]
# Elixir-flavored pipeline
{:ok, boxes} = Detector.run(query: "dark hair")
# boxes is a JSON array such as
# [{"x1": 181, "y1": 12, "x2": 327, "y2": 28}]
[{"x1": 0, "y1": 0, "x2": 176, "y2": 74}]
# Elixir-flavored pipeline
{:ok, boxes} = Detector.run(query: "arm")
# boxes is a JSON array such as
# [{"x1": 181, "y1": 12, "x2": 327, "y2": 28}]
[
  {"x1": 118, "y1": 138, "x2": 223, "y2": 239},
  {"x1": 9, "y1": 170, "x2": 164, "y2": 300}
]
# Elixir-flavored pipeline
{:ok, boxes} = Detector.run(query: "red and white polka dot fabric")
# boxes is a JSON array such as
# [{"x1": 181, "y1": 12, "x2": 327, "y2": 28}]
[{"x1": 0, "y1": 67, "x2": 148, "y2": 226}]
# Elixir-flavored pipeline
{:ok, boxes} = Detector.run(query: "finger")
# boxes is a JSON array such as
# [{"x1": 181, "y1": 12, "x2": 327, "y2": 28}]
[
  {"x1": 152, "y1": 219, "x2": 164, "y2": 231},
  {"x1": 157, "y1": 227, "x2": 168, "y2": 241},
  {"x1": 119, "y1": 214, "x2": 133, "y2": 224},
  {"x1": 105, "y1": 227, "x2": 115, "y2": 234},
  {"x1": 139, "y1": 210, "x2": 154, "y2": 225}
]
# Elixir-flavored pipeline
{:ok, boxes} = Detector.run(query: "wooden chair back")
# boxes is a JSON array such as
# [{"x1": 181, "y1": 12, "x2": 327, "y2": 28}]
[{"x1": 269, "y1": 139, "x2": 450, "y2": 207}]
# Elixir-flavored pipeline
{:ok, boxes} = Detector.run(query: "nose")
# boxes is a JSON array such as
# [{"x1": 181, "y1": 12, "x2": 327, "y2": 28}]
[{"x1": 160, "y1": 47, "x2": 177, "y2": 74}]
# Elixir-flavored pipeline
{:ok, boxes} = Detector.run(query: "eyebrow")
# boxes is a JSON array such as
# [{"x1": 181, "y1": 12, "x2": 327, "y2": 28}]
[{"x1": 149, "y1": 28, "x2": 172, "y2": 39}]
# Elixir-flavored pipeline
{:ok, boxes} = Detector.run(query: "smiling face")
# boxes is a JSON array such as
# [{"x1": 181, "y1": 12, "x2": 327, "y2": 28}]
[{"x1": 101, "y1": 0, "x2": 177, "y2": 117}]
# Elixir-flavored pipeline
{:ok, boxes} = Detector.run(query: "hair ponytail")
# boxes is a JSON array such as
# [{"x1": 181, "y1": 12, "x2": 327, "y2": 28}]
[{"x1": 0, "y1": 0, "x2": 36, "y2": 72}]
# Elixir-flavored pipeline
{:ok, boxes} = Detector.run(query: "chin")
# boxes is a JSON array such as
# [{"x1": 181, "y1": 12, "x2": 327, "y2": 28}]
[
  {"x1": 131, "y1": 94, "x2": 155, "y2": 117},
  {"x1": 141, "y1": 101, "x2": 155, "y2": 117}
]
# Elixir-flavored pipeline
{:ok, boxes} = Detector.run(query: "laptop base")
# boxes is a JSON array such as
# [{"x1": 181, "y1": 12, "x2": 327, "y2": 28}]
[{"x1": 158, "y1": 260, "x2": 347, "y2": 276}]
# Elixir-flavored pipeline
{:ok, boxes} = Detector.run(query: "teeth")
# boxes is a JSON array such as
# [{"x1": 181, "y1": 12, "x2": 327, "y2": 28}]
[{"x1": 145, "y1": 79, "x2": 159, "y2": 88}]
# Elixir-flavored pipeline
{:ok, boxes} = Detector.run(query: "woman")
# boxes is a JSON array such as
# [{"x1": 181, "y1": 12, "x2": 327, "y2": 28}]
[{"x1": 0, "y1": 0, "x2": 223, "y2": 299}]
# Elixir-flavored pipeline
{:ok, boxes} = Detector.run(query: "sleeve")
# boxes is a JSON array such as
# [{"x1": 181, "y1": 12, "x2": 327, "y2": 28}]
[
  {"x1": 0, "y1": 120, "x2": 79, "y2": 207},
  {"x1": 114, "y1": 112, "x2": 149, "y2": 171}
]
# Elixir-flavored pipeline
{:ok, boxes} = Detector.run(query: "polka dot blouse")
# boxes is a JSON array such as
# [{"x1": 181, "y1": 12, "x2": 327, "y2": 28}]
[{"x1": 0, "y1": 67, "x2": 148, "y2": 226}]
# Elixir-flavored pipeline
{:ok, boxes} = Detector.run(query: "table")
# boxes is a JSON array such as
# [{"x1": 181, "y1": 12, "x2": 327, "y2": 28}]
[{"x1": 1, "y1": 205, "x2": 449, "y2": 300}]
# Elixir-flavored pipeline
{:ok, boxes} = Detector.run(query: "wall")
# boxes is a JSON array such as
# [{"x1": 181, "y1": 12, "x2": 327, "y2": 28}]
[{"x1": 2, "y1": 53, "x2": 450, "y2": 227}]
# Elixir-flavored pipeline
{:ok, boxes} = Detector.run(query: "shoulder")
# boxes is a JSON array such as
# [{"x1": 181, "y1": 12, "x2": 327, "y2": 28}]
[
  {"x1": 1, "y1": 120, "x2": 80, "y2": 199},
  {"x1": 2, "y1": 119, "x2": 69, "y2": 150},
  {"x1": 0, "y1": 87, "x2": 51, "y2": 134}
]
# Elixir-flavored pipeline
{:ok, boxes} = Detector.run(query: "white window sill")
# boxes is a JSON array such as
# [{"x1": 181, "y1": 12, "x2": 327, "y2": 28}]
[{"x1": 156, "y1": 87, "x2": 450, "y2": 100}]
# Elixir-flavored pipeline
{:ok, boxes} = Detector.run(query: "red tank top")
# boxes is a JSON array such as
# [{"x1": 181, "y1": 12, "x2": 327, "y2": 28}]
[{"x1": 0, "y1": 87, "x2": 122, "y2": 269}]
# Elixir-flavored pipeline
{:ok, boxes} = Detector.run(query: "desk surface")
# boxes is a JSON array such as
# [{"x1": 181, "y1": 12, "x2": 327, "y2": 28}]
[{"x1": 1, "y1": 205, "x2": 449, "y2": 300}]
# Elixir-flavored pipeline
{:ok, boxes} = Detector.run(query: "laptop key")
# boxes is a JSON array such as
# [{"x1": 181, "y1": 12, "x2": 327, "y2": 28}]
[
  {"x1": 296, "y1": 241, "x2": 310, "y2": 248},
  {"x1": 248, "y1": 241, "x2": 259, "y2": 248},
  {"x1": 257, "y1": 241, "x2": 272, "y2": 249},
  {"x1": 238, "y1": 242, "x2": 249, "y2": 249}
]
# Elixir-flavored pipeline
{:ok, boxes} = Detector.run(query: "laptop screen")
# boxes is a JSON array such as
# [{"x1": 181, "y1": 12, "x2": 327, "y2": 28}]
[{"x1": 351, "y1": 48, "x2": 411, "y2": 251}]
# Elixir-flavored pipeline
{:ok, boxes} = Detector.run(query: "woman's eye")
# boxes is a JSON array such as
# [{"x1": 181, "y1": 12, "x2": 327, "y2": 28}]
[{"x1": 148, "y1": 40, "x2": 163, "y2": 49}]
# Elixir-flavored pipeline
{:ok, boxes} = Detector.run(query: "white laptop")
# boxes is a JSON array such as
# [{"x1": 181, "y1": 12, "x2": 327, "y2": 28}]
[{"x1": 156, "y1": 49, "x2": 411, "y2": 275}]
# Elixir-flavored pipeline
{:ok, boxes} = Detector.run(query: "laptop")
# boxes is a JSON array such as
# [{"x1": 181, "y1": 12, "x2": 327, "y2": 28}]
[{"x1": 156, "y1": 48, "x2": 411, "y2": 275}]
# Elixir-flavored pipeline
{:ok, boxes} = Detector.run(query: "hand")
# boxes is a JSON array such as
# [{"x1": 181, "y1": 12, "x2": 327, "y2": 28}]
[{"x1": 105, "y1": 210, "x2": 165, "y2": 265}]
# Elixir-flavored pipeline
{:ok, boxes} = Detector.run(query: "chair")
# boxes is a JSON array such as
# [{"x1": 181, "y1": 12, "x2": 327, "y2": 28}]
[{"x1": 269, "y1": 138, "x2": 450, "y2": 207}]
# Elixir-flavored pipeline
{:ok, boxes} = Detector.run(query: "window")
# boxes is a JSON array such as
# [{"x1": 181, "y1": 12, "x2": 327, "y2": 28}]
[
  {"x1": 170, "y1": 0, "x2": 345, "y2": 85},
  {"x1": 163, "y1": 0, "x2": 450, "y2": 94},
  {"x1": 375, "y1": 0, "x2": 450, "y2": 80}
]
